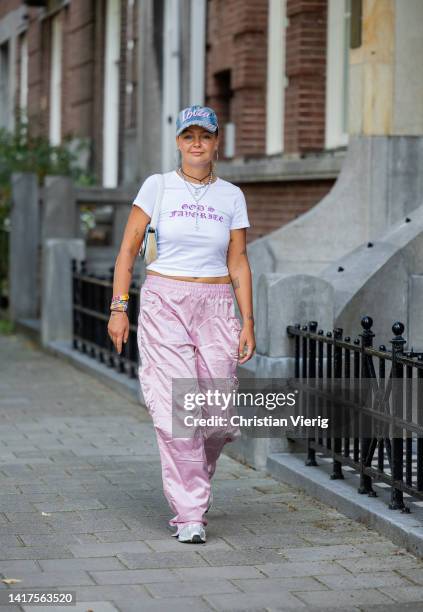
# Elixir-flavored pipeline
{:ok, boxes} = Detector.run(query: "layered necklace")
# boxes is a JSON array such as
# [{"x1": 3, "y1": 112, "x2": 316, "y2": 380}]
[{"x1": 178, "y1": 165, "x2": 215, "y2": 231}]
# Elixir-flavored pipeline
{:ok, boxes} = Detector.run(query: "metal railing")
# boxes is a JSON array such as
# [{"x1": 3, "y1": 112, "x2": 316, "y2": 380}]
[
  {"x1": 0, "y1": 225, "x2": 10, "y2": 309},
  {"x1": 72, "y1": 259, "x2": 140, "y2": 378},
  {"x1": 287, "y1": 316, "x2": 423, "y2": 512}
]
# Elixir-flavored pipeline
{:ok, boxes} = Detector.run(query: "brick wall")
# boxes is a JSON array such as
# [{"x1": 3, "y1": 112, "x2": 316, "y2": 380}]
[
  {"x1": 20, "y1": 2, "x2": 98, "y2": 148},
  {"x1": 241, "y1": 179, "x2": 334, "y2": 243},
  {"x1": 284, "y1": 0, "x2": 327, "y2": 154},
  {"x1": 206, "y1": 0, "x2": 328, "y2": 158},
  {"x1": 206, "y1": 0, "x2": 331, "y2": 241},
  {"x1": 11, "y1": 0, "x2": 135, "y2": 183},
  {"x1": 206, "y1": 0, "x2": 268, "y2": 158},
  {"x1": 11, "y1": 1, "x2": 106, "y2": 178}
]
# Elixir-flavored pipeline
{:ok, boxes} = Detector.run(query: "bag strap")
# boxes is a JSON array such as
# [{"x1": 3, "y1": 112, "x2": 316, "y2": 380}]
[{"x1": 150, "y1": 174, "x2": 164, "y2": 230}]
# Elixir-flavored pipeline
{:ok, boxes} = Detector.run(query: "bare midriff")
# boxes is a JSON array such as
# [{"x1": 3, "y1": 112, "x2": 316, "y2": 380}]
[{"x1": 146, "y1": 270, "x2": 231, "y2": 284}]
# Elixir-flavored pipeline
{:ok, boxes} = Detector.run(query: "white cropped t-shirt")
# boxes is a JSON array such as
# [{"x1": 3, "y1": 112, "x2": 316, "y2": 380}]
[{"x1": 132, "y1": 170, "x2": 250, "y2": 277}]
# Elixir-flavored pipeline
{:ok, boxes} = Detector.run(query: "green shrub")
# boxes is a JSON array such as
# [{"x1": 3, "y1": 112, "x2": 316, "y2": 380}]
[{"x1": 0, "y1": 109, "x2": 96, "y2": 197}]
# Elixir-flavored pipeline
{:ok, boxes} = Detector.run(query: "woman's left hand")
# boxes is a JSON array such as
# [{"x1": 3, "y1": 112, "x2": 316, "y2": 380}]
[{"x1": 238, "y1": 324, "x2": 256, "y2": 364}]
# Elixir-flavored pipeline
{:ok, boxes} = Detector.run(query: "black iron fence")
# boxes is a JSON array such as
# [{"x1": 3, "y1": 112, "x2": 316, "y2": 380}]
[
  {"x1": 0, "y1": 225, "x2": 10, "y2": 309},
  {"x1": 287, "y1": 317, "x2": 423, "y2": 512},
  {"x1": 72, "y1": 259, "x2": 141, "y2": 378}
]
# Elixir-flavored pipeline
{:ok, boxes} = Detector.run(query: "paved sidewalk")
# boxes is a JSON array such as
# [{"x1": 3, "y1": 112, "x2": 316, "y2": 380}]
[{"x1": 2, "y1": 333, "x2": 423, "y2": 612}]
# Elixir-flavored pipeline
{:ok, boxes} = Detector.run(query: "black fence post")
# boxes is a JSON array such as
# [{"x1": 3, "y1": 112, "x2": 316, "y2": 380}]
[
  {"x1": 331, "y1": 327, "x2": 344, "y2": 480},
  {"x1": 389, "y1": 322, "x2": 406, "y2": 511},
  {"x1": 417, "y1": 355, "x2": 423, "y2": 492},
  {"x1": 325, "y1": 331, "x2": 332, "y2": 453},
  {"x1": 305, "y1": 322, "x2": 318, "y2": 466},
  {"x1": 300, "y1": 324, "x2": 313, "y2": 466},
  {"x1": 344, "y1": 336, "x2": 351, "y2": 458},
  {"x1": 71, "y1": 259, "x2": 80, "y2": 350},
  {"x1": 377, "y1": 345, "x2": 387, "y2": 472},
  {"x1": 80, "y1": 260, "x2": 87, "y2": 354},
  {"x1": 358, "y1": 316, "x2": 376, "y2": 496},
  {"x1": 353, "y1": 338, "x2": 360, "y2": 462}
]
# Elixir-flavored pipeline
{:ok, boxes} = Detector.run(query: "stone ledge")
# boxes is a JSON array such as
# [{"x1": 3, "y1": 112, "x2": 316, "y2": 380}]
[{"x1": 217, "y1": 151, "x2": 346, "y2": 184}]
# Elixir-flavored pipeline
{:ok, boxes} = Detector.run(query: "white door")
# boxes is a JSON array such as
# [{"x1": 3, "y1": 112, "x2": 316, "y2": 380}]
[{"x1": 103, "y1": 0, "x2": 121, "y2": 187}]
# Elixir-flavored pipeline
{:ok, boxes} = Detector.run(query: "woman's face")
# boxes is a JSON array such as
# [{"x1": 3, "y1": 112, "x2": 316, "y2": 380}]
[{"x1": 176, "y1": 125, "x2": 218, "y2": 168}]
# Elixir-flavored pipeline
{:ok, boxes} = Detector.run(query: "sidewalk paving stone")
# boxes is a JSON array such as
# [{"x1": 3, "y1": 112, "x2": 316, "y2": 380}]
[
  {"x1": 2, "y1": 333, "x2": 423, "y2": 611},
  {"x1": 22, "y1": 603, "x2": 119, "y2": 612},
  {"x1": 116, "y1": 551, "x2": 209, "y2": 569},
  {"x1": 1, "y1": 570, "x2": 95, "y2": 587},
  {"x1": 378, "y1": 585, "x2": 423, "y2": 602},
  {"x1": 67, "y1": 543, "x2": 150, "y2": 557},
  {"x1": 203, "y1": 591, "x2": 306, "y2": 610},
  {"x1": 255, "y1": 561, "x2": 351, "y2": 578},
  {"x1": 90, "y1": 569, "x2": 180, "y2": 584},
  {"x1": 294, "y1": 588, "x2": 395, "y2": 606}
]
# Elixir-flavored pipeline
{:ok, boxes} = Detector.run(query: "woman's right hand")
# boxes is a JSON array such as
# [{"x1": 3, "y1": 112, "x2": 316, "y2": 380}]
[{"x1": 107, "y1": 312, "x2": 129, "y2": 354}]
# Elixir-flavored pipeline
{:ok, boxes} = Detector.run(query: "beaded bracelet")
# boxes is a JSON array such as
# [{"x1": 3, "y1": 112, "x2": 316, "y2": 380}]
[
  {"x1": 110, "y1": 301, "x2": 128, "y2": 312},
  {"x1": 110, "y1": 293, "x2": 129, "y2": 312},
  {"x1": 112, "y1": 293, "x2": 129, "y2": 301}
]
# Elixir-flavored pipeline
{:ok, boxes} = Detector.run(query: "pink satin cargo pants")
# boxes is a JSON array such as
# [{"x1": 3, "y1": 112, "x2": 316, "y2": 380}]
[{"x1": 137, "y1": 275, "x2": 241, "y2": 533}]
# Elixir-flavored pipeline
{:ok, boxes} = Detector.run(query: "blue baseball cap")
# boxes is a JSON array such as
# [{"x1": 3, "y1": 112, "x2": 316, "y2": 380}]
[{"x1": 176, "y1": 105, "x2": 219, "y2": 136}]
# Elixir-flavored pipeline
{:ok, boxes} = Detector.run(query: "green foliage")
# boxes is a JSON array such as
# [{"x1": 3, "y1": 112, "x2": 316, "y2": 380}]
[
  {"x1": 0, "y1": 110, "x2": 96, "y2": 202},
  {"x1": 0, "y1": 107, "x2": 98, "y2": 213},
  {"x1": 0, "y1": 317, "x2": 14, "y2": 335}
]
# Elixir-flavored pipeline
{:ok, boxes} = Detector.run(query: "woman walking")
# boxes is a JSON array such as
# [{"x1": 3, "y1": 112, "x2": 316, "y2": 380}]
[{"x1": 108, "y1": 106, "x2": 255, "y2": 543}]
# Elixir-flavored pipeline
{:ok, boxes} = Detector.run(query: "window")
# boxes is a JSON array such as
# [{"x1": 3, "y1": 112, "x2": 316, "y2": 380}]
[{"x1": 213, "y1": 70, "x2": 234, "y2": 159}]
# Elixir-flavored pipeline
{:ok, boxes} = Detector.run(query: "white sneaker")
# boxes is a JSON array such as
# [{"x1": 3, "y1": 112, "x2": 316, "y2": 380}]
[{"x1": 177, "y1": 523, "x2": 206, "y2": 544}]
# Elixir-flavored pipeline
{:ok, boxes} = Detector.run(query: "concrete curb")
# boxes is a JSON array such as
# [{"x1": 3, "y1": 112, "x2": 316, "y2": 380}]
[{"x1": 267, "y1": 452, "x2": 423, "y2": 559}]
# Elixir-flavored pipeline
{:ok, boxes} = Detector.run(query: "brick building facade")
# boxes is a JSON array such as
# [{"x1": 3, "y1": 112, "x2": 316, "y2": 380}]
[
  {"x1": 0, "y1": 0, "x2": 348, "y2": 242},
  {"x1": 205, "y1": 0, "x2": 338, "y2": 242}
]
